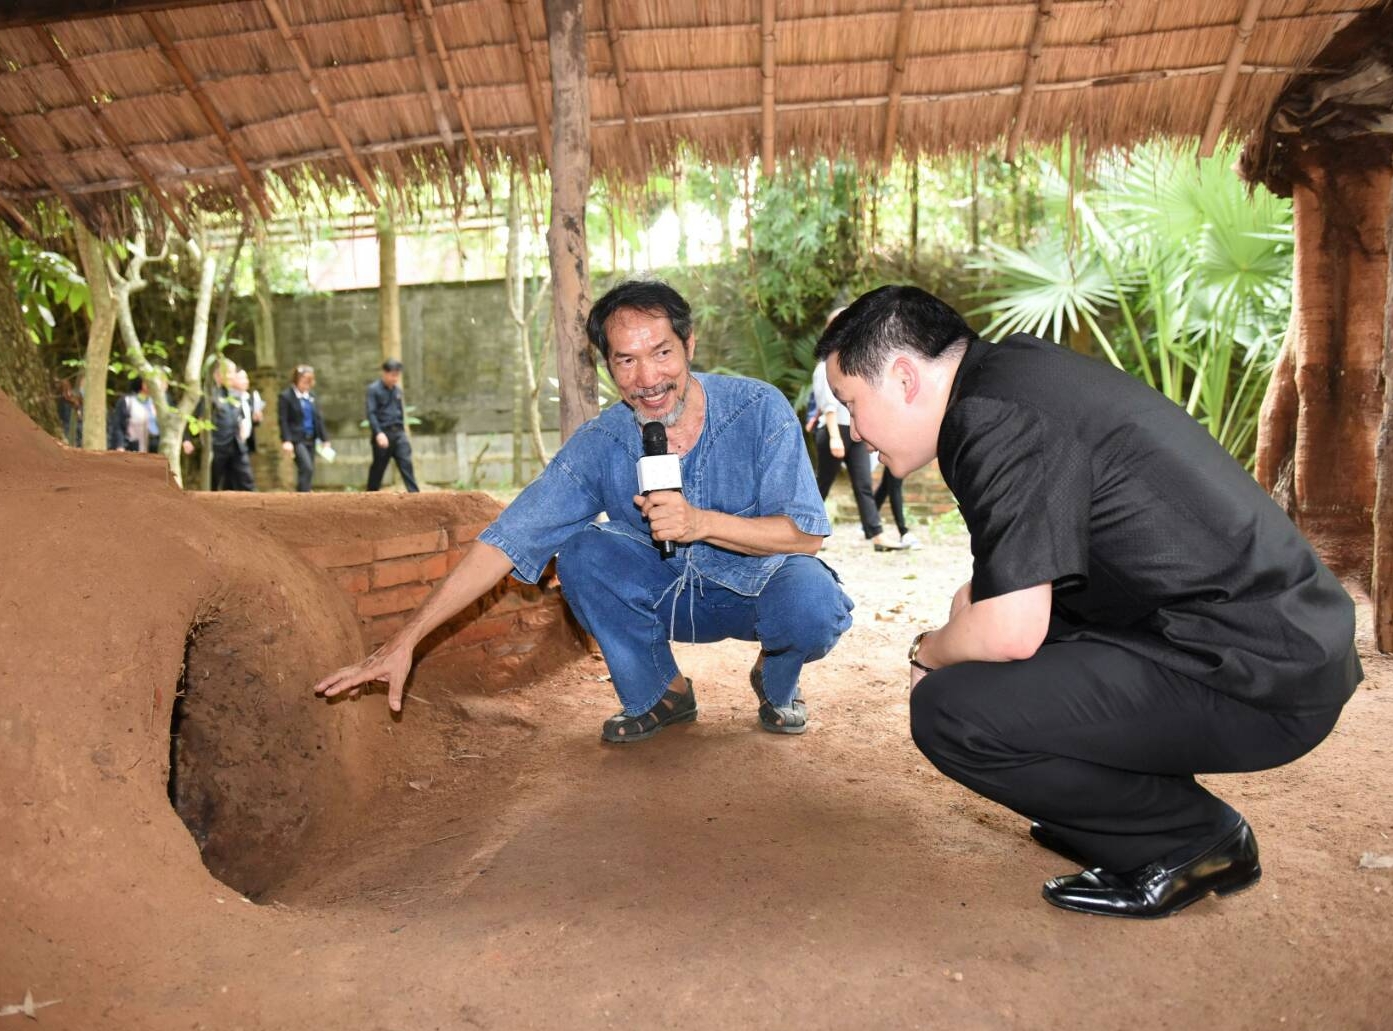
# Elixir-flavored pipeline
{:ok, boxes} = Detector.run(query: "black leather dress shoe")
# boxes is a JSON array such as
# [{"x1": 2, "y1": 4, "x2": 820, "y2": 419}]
[
  {"x1": 1028, "y1": 822, "x2": 1092, "y2": 867},
  {"x1": 1042, "y1": 818, "x2": 1261, "y2": 919}
]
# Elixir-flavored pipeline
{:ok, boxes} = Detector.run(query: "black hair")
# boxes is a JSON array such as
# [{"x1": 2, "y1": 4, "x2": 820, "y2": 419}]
[
  {"x1": 586, "y1": 279, "x2": 693, "y2": 359},
  {"x1": 814, "y1": 285, "x2": 975, "y2": 380},
  {"x1": 382, "y1": 358, "x2": 404, "y2": 372}
]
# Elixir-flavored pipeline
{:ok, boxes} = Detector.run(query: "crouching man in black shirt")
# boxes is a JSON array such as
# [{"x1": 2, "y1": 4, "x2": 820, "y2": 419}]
[{"x1": 818, "y1": 286, "x2": 1361, "y2": 919}]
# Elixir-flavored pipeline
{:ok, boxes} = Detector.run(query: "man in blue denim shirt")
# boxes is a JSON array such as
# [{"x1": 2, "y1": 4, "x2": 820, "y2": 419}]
[{"x1": 317, "y1": 280, "x2": 853, "y2": 743}]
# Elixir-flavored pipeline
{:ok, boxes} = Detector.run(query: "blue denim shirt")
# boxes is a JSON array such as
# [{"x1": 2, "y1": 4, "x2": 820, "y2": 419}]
[{"x1": 479, "y1": 372, "x2": 830, "y2": 596}]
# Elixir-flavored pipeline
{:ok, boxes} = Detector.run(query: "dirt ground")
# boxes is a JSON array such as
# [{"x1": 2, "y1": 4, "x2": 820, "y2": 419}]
[{"x1": 2, "y1": 390, "x2": 1391, "y2": 1031}]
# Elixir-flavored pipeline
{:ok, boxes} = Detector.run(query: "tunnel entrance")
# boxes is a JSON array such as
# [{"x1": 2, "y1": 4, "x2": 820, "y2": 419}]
[{"x1": 166, "y1": 613, "x2": 337, "y2": 901}]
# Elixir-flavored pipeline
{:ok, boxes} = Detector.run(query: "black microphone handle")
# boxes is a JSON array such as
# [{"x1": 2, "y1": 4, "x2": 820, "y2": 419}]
[{"x1": 644, "y1": 487, "x2": 680, "y2": 559}]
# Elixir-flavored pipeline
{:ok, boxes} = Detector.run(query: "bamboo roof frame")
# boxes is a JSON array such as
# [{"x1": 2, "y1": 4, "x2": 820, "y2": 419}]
[{"x1": 0, "y1": 0, "x2": 1383, "y2": 229}]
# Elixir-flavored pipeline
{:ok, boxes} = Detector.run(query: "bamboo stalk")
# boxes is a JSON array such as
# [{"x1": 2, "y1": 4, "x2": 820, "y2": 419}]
[
  {"x1": 399, "y1": 0, "x2": 455, "y2": 149},
  {"x1": 760, "y1": 0, "x2": 776, "y2": 175},
  {"x1": 880, "y1": 0, "x2": 917, "y2": 172},
  {"x1": 601, "y1": 0, "x2": 645, "y2": 173},
  {"x1": 419, "y1": 0, "x2": 489, "y2": 188},
  {"x1": 33, "y1": 24, "x2": 191, "y2": 237},
  {"x1": 261, "y1": 0, "x2": 381, "y2": 206},
  {"x1": 1199, "y1": 0, "x2": 1265, "y2": 158},
  {"x1": 141, "y1": 10, "x2": 273, "y2": 221},
  {"x1": 508, "y1": 0, "x2": 552, "y2": 168},
  {"x1": 1006, "y1": 0, "x2": 1054, "y2": 163}
]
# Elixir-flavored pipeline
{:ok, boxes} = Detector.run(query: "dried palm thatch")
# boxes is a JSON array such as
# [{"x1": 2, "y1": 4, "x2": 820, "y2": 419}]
[{"x1": 0, "y1": 0, "x2": 1384, "y2": 234}]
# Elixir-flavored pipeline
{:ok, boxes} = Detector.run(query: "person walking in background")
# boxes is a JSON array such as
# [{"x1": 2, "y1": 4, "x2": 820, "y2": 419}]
[
  {"x1": 187, "y1": 363, "x2": 254, "y2": 491},
  {"x1": 874, "y1": 469, "x2": 921, "y2": 549},
  {"x1": 365, "y1": 358, "x2": 419, "y2": 493},
  {"x1": 811, "y1": 357, "x2": 903, "y2": 551},
  {"x1": 279, "y1": 364, "x2": 330, "y2": 493},
  {"x1": 107, "y1": 377, "x2": 160, "y2": 453}
]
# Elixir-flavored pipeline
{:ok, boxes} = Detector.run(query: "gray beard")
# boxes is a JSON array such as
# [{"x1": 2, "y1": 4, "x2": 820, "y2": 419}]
[{"x1": 629, "y1": 383, "x2": 688, "y2": 429}]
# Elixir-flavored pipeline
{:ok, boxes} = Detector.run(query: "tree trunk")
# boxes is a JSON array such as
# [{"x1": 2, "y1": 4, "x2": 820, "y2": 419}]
[
  {"x1": 74, "y1": 220, "x2": 116, "y2": 450},
  {"x1": 252, "y1": 222, "x2": 277, "y2": 370},
  {"x1": 158, "y1": 243, "x2": 217, "y2": 488},
  {"x1": 1283, "y1": 155, "x2": 1389, "y2": 582},
  {"x1": 544, "y1": 0, "x2": 597, "y2": 441},
  {"x1": 1373, "y1": 176, "x2": 1393, "y2": 653},
  {"x1": 1256, "y1": 311, "x2": 1299, "y2": 516},
  {"x1": 378, "y1": 208, "x2": 401, "y2": 363},
  {"x1": 0, "y1": 247, "x2": 62, "y2": 438},
  {"x1": 508, "y1": 178, "x2": 526, "y2": 486}
]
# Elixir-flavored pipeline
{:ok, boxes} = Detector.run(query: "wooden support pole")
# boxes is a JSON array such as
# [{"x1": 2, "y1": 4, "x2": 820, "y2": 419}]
[
  {"x1": 510, "y1": 0, "x2": 553, "y2": 168},
  {"x1": 141, "y1": 10, "x2": 273, "y2": 221},
  {"x1": 0, "y1": 192, "x2": 37, "y2": 240},
  {"x1": 760, "y1": 0, "x2": 777, "y2": 175},
  {"x1": 419, "y1": 0, "x2": 490, "y2": 188},
  {"x1": 262, "y1": 0, "x2": 381, "y2": 206},
  {"x1": 1374, "y1": 177, "x2": 1393, "y2": 653},
  {"x1": 601, "y1": 0, "x2": 645, "y2": 173},
  {"x1": 1199, "y1": 0, "x2": 1265, "y2": 158},
  {"x1": 544, "y1": 0, "x2": 597, "y2": 439},
  {"x1": 879, "y1": 0, "x2": 916, "y2": 172},
  {"x1": 1005, "y1": 0, "x2": 1053, "y2": 163},
  {"x1": 399, "y1": 0, "x2": 455, "y2": 149},
  {"x1": 33, "y1": 24, "x2": 191, "y2": 237}
]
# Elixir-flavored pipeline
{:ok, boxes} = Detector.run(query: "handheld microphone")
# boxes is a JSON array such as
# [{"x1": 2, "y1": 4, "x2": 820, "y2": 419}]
[{"x1": 638, "y1": 421, "x2": 683, "y2": 559}]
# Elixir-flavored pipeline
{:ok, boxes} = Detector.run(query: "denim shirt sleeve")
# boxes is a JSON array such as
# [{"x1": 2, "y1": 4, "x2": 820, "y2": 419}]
[
  {"x1": 755, "y1": 400, "x2": 831, "y2": 537},
  {"x1": 477, "y1": 431, "x2": 604, "y2": 583}
]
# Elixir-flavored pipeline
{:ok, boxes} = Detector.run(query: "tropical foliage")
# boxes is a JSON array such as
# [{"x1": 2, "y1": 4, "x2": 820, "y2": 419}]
[{"x1": 970, "y1": 141, "x2": 1293, "y2": 467}]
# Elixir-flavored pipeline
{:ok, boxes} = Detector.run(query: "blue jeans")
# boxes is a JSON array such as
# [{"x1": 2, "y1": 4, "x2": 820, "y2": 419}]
[{"x1": 556, "y1": 525, "x2": 853, "y2": 715}]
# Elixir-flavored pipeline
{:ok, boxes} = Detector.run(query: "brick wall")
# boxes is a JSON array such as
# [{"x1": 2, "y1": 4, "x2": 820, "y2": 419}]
[{"x1": 200, "y1": 492, "x2": 588, "y2": 690}]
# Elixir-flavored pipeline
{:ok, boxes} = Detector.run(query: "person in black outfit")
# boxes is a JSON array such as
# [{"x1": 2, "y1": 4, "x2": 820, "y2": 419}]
[
  {"x1": 186, "y1": 377, "x2": 254, "y2": 491},
  {"x1": 817, "y1": 285, "x2": 1361, "y2": 919},
  {"x1": 365, "y1": 358, "x2": 419, "y2": 493},
  {"x1": 278, "y1": 365, "x2": 330, "y2": 493},
  {"x1": 107, "y1": 377, "x2": 161, "y2": 452}
]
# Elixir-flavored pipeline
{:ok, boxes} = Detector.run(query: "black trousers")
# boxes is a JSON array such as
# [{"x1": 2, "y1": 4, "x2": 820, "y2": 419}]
[
  {"x1": 292, "y1": 441, "x2": 316, "y2": 493},
  {"x1": 815, "y1": 425, "x2": 882, "y2": 539},
  {"x1": 910, "y1": 641, "x2": 1344, "y2": 871},
  {"x1": 874, "y1": 470, "x2": 907, "y2": 535},
  {"x1": 211, "y1": 446, "x2": 254, "y2": 491},
  {"x1": 367, "y1": 427, "x2": 419, "y2": 492}
]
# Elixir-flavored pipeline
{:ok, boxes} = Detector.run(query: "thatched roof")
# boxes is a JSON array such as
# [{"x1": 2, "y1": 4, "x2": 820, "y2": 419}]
[{"x1": 0, "y1": 0, "x2": 1385, "y2": 233}]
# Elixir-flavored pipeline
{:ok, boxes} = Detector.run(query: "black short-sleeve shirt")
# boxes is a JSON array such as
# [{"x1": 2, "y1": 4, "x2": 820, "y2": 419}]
[{"x1": 936, "y1": 334, "x2": 1361, "y2": 715}]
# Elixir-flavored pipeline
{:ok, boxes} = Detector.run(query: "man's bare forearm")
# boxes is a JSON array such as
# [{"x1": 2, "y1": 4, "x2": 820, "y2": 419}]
[
  {"x1": 394, "y1": 540, "x2": 516, "y2": 651},
  {"x1": 696, "y1": 511, "x2": 822, "y2": 557}
]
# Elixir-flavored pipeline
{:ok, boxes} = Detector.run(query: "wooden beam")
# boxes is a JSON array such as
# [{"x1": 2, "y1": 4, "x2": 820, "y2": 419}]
[
  {"x1": 0, "y1": 112, "x2": 90, "y2": 230},
  {"x1": 1375, "y1": 178, "x2": 1393, "y2": 653},
  {"x1": 261, "y1": 0, "x2": 381, "y2": 206},
  {"x1": 508, "y1": 0, "x2": 552, "y2": 168},
  {"x1": 140, "y1": 11, "x2": 273, "y2": 221},
  {"x1": 0, "y1": 192, "x2": 38, "y2": 241},
  {"x1": 399, "y1": 0, "x2": 454, "y2": 150},
  {"x1": 418, "y1": 0, "x2": 489, "y2": 188},
  {"x1": 0, "y1": 0, "x2": 226, "y2": 29},
  {"x1": 760, "y1": 0, "x2": 776, "y2": 175},
  {"x1": 879, "y1": 0, "x2": 917, "y2": 172},
  {"x1": 1199, "y1": 0, "x2": 1265, "y2": 157},
  {"x1": 1006, "y1": 0, "x2": 1053, "y2": 163},
  {"x1": 33, "y1": 24, "x2": 191, "y2": 237},
  {"x1": 600, "y1": 0, "x2": 645, "y2": 172}
]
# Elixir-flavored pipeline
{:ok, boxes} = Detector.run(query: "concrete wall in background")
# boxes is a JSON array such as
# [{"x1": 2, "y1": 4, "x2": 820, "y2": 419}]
[{"x1": 247, "y1": 278, "x2": 561, "y2": 443}]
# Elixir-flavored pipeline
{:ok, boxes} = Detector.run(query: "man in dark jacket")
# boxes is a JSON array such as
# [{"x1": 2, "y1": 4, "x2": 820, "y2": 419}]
[
  {"x1": 817, "y1": 285, "x2": 1361, "y2": 920},
  {"x1": 107, "y1": 378, "x2": 161, "y2": 452},
  {"x1": 365, "y1": 358, "x2": 418, "y2": 492},
  {"x1": 278, "y1": 364, "x2": 330, "y2": 493}
]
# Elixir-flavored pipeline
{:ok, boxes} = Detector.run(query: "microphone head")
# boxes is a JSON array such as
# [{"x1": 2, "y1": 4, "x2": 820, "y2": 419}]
[{"x1": 641, "y1": 420, "x2": 668, "y2": 457}]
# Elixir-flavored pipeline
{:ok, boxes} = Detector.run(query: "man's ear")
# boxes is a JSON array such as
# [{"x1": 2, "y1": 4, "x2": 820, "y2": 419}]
[
  {"x1": 684, "y1": 332, "x2": 697, "y2": 364},
  {"x1": 891, "y1": 354, "x2": 921, "y2": 405}
]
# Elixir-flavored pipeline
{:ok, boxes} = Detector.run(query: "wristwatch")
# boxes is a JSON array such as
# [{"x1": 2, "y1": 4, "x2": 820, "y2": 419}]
[{"x1": 908, "y1": 629, "x2": 935, "y2": 675}]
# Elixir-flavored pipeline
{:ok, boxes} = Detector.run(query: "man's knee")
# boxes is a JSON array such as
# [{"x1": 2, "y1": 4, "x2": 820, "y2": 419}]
[
  {"x1": 909, "y1": 672, "x2": 987, "y2": 772},
  {"x1": 758, "y1": 557, "x2": 852, "y2": 655}
]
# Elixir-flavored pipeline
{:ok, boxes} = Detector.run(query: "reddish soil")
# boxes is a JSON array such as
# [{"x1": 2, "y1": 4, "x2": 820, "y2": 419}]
[{"x1": 2, "y1": 390, "x2": 1390, "y2": 1030}]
